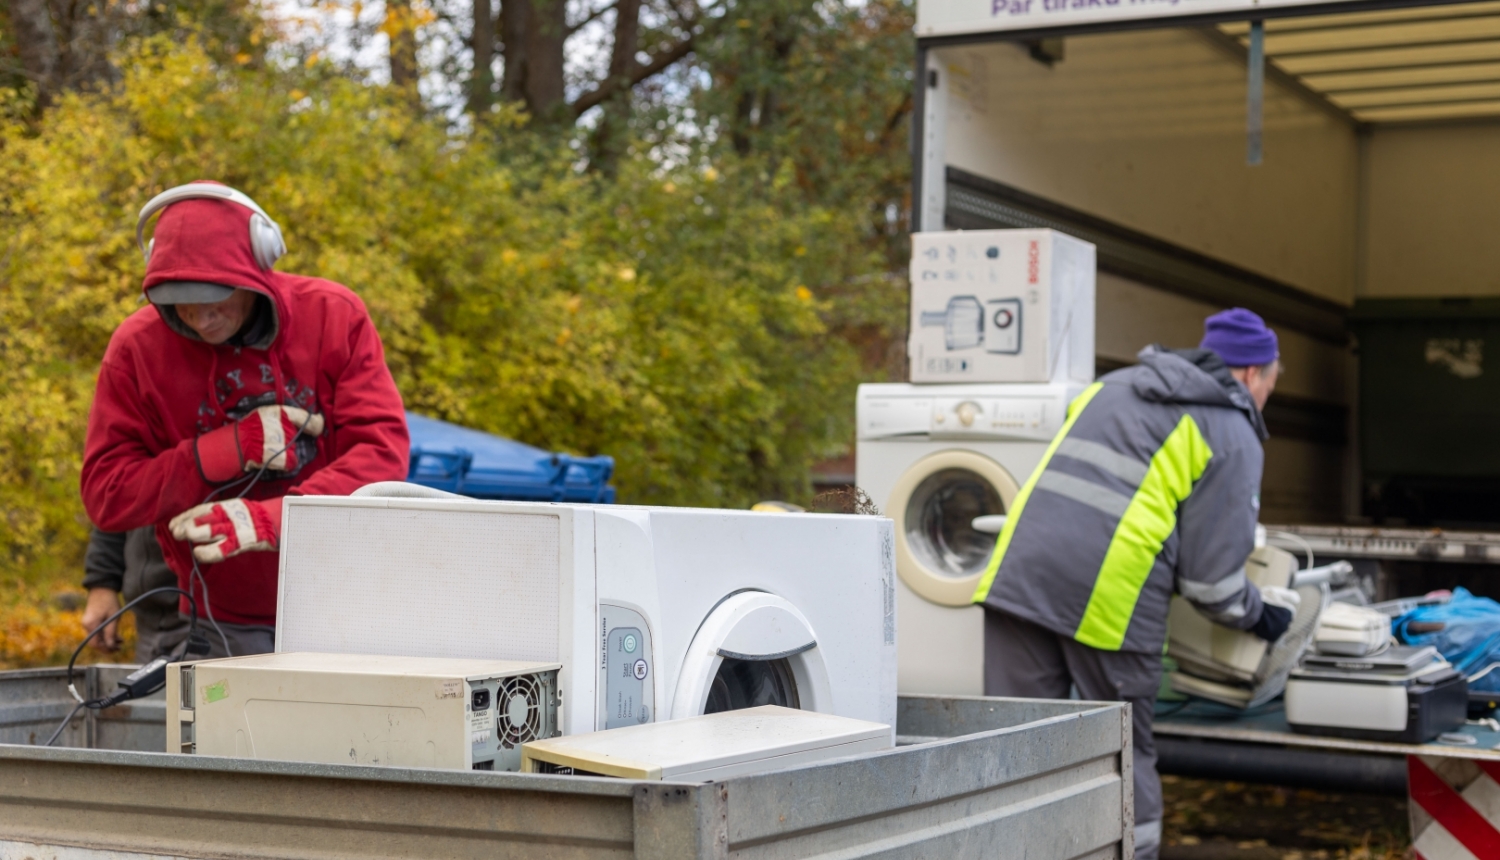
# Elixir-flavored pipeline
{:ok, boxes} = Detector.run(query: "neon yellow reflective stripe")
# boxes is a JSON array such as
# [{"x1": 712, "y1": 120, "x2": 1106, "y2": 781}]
[
  {"x1": 1073, "y1": 414, "x2": 1214, "y2": 651},
  {"x1": 970, "y1": 382, "x2": 1105, "y2": 604}
]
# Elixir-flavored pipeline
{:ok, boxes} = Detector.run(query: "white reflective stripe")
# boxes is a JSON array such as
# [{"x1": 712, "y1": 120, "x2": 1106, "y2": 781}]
[
  {"x1": 1056, "y1": 437, "x2": 1149, "y2": 486},
  {"x1": 1413, "y1": 819, "x2": 1481, "y2": 860},
  {"x1": 258, "y1": 407, "x2": 287, "y2": 469},
  {"x1": 1135, "y1": 819, "x2": 1162, "y2": 853},
  {"x1": 1036, "y1": 471, "x2": 1133, "y2": 519},
  {"x1": 1202, "y1": 602, "x2": 1249, "y2": 623},
  {"x1": 1178, "y1": 569, "x2": 1249, "y2": 605},
  {"x1": 224, "y1": 499, "x2": 260, "y2": 550}
]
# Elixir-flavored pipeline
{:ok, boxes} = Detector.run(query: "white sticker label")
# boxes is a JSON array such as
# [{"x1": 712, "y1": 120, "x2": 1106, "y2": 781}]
[
  {"x1": 436, "y1": 679, "x2": 462, "y2": 699},
  {"x1": 470, "y1": 708, "x2": 494, "y2": 745}
]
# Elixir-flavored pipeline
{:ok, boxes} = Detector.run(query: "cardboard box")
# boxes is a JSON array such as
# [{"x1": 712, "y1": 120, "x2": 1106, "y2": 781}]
[{"x1": 908, "y1": 229, "x2": 1095, "y2": 384}]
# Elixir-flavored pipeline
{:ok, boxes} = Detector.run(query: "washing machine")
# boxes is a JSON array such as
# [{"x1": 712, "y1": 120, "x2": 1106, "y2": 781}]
[
  {"x1": 856, "y1": 382, "x2": 1079, "y2": 695},
  {"x1": 273, "y1": 493, "x2": 897, "y2": 739}
]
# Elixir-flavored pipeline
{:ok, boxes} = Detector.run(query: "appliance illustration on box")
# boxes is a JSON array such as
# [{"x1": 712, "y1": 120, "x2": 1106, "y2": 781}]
[
  {"x1": 856, "y1": 381, "x2": 1081, "y2": 695},
  {"x1": 274, "y1": 494, "x2": 897, "y2": 740},
  {"x1": 908, "y1": 229, "x2": 1095, "y2": 384}
]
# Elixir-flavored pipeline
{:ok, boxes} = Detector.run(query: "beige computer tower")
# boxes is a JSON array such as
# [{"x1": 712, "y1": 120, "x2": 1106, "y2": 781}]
[{"x1": 167, "y1": 652, "x2": 560, "y2": 771}]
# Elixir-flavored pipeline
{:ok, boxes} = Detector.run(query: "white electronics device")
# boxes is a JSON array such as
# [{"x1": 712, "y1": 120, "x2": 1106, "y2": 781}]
[
  {"x1": 908, "y1": 229, "x2": 1095, "y2": 385},
  {"x1": 275, "y1": 494, "x2": 897, "y2": 740},
  {"x1": 1313, "y1": 602, "x2": 1391, "y2": 657},
  {"x1": 1167, "y1": 545, "x2": 1327, "y2": 708},
  {"x1": 166, "y1": 652, "x2": 560, "y2": 771},
  {"x1": 1286, "y1": 647, "x2": 1467, "y2": 743},
  {"x1": 520, "y1": 705, "x2": 891, "y2": 780},
  {"x1": 855, "y1": 381, "x2": 1079, "y2": 695}
]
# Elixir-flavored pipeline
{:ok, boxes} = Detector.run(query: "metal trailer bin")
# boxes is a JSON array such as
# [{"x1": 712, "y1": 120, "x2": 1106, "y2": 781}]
[{"x1": 0, "y1": 666, "x2": 1132, "y2": 860}]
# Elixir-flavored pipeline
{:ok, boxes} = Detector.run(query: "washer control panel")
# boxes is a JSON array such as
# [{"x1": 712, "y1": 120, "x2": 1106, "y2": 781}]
[{"x1": 599, "y1": 603, "x2": 655, "y2": 730}]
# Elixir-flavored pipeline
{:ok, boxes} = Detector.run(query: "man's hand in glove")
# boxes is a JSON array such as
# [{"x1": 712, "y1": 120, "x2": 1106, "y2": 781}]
[
  {"x1": 1249, "y1": 585, "x2": 1301, "y2": 642},
  {"x1": 169, "y1": 498, "x2": 284, "y2": 564},
  {"x1": 194, "y1": 405, "x2": 325, "y2": 483}
]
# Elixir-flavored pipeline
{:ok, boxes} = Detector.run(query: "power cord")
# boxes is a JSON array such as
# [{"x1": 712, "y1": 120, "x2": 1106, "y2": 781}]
[
  {"x1": 45, "y1": 586, "x2": 206, "y2": 747},
  {"x1": 185, "y1": 416, "x2": 312, "y2": 659},
  {"x1": 49, "y1": 411, "x2": 316, "y2": 746}
]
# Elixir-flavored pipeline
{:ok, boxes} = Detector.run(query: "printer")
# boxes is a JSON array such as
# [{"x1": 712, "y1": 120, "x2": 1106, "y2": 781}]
[{"x1": 1285, "y1": 645, "x2": 1468, "y2": 743}]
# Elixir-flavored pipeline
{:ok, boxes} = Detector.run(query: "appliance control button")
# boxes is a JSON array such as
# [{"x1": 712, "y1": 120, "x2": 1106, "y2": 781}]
[
  {"x1": 633, "y1": 659, "x2": 649, "y2": 680},
  {"x1": 623, "y1": 634, "x2": 638, "y2": 653}
]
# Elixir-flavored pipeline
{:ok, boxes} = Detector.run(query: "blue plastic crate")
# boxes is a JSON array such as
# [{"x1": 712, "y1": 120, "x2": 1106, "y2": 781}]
[{"x1": 404, "y1": 412, "x2": 615, "y2": 504}]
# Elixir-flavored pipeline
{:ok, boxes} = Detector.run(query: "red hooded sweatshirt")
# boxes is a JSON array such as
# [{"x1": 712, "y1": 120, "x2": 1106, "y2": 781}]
[{"x1": 81, "y1": 185, "x2": 410, "y2": 626}]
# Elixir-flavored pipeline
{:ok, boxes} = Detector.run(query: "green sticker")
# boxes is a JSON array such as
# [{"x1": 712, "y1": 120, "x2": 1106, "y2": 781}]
[{"x1": 203, "y1": 680, "x2": 229, "y2": 704}]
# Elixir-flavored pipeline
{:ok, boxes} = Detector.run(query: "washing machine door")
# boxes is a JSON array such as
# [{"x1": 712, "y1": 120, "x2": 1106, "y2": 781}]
[
  {"x1": 670, "y1": 592, "x2": 833, "y2": 719},
  {"x1": 888, "y1": 450, "x2": 1020, "y2": 608}
]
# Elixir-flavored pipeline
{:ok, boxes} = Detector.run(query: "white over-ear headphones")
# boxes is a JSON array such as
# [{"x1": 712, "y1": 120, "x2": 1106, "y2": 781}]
[{"x1": 136, "y1": 183, "x2": 287, "y2": 271}]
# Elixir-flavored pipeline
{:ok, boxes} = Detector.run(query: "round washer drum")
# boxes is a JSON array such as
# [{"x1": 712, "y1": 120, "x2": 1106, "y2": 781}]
[{"x1": 887, "y1": 450, "x2": 1020, "y2": 608}]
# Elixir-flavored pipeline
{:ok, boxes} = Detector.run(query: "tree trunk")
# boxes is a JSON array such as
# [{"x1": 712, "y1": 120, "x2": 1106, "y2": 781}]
[
  {"x1": 589, "y1": 0, "x2": 642, "y2": 170},
  {"x1": 11, "y1": 0, "x2": 59, "y2": 107},
  {"x1": 521, "y1": 0, "x2": 566, "y2": 119},
  {"x1": 386, "y1": 0, "x2": 421, "y2": 108},
  {"x1": 468, "y1": 0, "x2": 495, "y2": 115},
  {"x1": 498, "y1": 0, "x2": 528, "y2": 103}
]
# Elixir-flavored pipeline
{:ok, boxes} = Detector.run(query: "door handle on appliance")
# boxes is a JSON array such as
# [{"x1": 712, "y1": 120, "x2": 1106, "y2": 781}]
[
  {"x1": 1290, "y1": 561, "x2": 1355, "y2": 588},
  {"x1": 352, "y1": 481, "x2": 465, "y2": 499},
  {"x1": 972, "y1": 515, "x2": 1007, "y2": 534},
  {"x1": 717, "y1": 641, "x2": 816, "y2": 662}
]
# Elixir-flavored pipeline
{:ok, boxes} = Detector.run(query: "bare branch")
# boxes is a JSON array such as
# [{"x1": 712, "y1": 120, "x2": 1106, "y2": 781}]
[
  {"x1": 877, "y1": 94, "x2": 913, "y2": 147},
  {"x1": 570, "y1": 27, "x2": 697, "y2": 116},
  {"x1": 567, "y1": 1, "x2": 618, "y2": 36}
]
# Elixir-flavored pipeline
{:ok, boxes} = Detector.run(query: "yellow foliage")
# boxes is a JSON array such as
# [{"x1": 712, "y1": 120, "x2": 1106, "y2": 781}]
[
  {"x1": 0, "y1": 33, "x2": 876, "y2": 620},
  {"x1": 0, "y1": 587, "x2": 134, "y2": 669}
]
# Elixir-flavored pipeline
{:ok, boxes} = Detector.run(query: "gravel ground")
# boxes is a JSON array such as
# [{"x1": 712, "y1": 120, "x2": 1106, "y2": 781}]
[{"x1": 1160, "y1": 775, "x2": 1411, "y2": 860}]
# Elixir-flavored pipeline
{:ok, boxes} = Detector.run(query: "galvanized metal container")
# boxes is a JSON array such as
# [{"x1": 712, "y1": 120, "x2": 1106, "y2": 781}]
[
  {"x1": 0, "y1": 665, "x2": 1132, "y2": 859},
  {"x1": 0, "y1": 664, "x2": 166, "y2": 751}
]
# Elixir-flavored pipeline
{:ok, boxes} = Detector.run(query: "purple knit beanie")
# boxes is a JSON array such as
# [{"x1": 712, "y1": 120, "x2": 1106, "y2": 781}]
[{"x1": 1200, "y1": 308, "x2": 1279, "y2": 367}]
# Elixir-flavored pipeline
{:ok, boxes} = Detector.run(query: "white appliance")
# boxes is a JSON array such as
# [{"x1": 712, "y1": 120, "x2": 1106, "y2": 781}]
[
  {"x1": 1286, "y1": 647, "x2": 1466, "y2": 743},
  {"x1": 1313, "y1": 602, "x2": 1391, "y2": 657},
  {"x1": 166, "y1": 652, "x2": 561, "y2": 771},
  {"x1": 855, "y1": 381, "x2": 1078, "y2": 695},
  {"x1": 274, "y1": 495, "x2": 897, "y2": 740},
  {"x1": 908, "y1": 229, "x2": 1095, "y2": 385},
  {"x1": 520, "y1": 705, "x2": 890, "y2": 780}
]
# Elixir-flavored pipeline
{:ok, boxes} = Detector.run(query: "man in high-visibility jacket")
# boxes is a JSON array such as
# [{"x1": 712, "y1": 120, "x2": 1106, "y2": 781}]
[{"x1": 972, "y1": 308, "x2": 1298, "y2": 860}]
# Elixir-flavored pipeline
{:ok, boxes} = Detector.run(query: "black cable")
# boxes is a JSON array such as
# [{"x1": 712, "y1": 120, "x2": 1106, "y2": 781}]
[
  {"x1": 65, "y1": 586, "x2": 200, "y2": 704},
  {"x1": 50, "y1": 411, "x2": 317, "y2": 747},
  {"x1": 44, "y1": 702, "x2": 87, "y2": 748},
  {"x1": 185, "y1": 414, "x2": 313, "y2": 659},
  {"x1": 46, "y1": 586, "x2": 204, "y2": 747}
]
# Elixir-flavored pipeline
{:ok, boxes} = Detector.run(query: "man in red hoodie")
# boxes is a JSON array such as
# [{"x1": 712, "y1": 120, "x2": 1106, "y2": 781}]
[{"x1": 81, "y1": 181, "x2": 410, "y2": 656}]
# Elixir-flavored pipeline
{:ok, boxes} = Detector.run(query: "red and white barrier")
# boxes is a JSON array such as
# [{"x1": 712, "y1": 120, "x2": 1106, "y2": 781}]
[{"x1": 1410, "y1": 755, "x2": 1500, "y2": 860}]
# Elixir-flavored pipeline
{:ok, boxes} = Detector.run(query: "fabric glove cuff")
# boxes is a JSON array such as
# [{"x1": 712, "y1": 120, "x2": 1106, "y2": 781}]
[
  {"x1": 1249, "y1": 602, "x2": 1293, "y2": 642},
  {"x1": 194, "y1": 423, "x2": 243, "y2": 484}
]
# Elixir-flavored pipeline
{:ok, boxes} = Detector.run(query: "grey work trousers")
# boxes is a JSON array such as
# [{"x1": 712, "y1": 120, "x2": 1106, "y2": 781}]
[
  {"x1": 140, "y1": 619, "x2": 275, "y2": 662},
  {"x1": 983, "y1": 609, "x2": 1163, "y2": 860}
]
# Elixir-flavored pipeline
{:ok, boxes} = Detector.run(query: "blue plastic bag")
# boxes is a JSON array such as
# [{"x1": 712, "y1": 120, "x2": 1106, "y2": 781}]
[{"x1": 1394, "y1": 587, "x2": 1500, "y2": 692}]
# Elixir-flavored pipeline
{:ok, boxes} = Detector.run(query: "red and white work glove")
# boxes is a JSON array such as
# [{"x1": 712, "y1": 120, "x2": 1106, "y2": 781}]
[
  {"x1": 169, "y1": 497, "x2": 283, "y2": 564},
  {"x1": 194, "y1": 405, "x2": 325, "y2": 483}
]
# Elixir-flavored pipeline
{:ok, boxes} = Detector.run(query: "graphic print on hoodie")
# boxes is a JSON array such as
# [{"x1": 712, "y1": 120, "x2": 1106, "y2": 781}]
[{"x1": 81, "y1": 182, "x2": 410, "y2": 626}]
